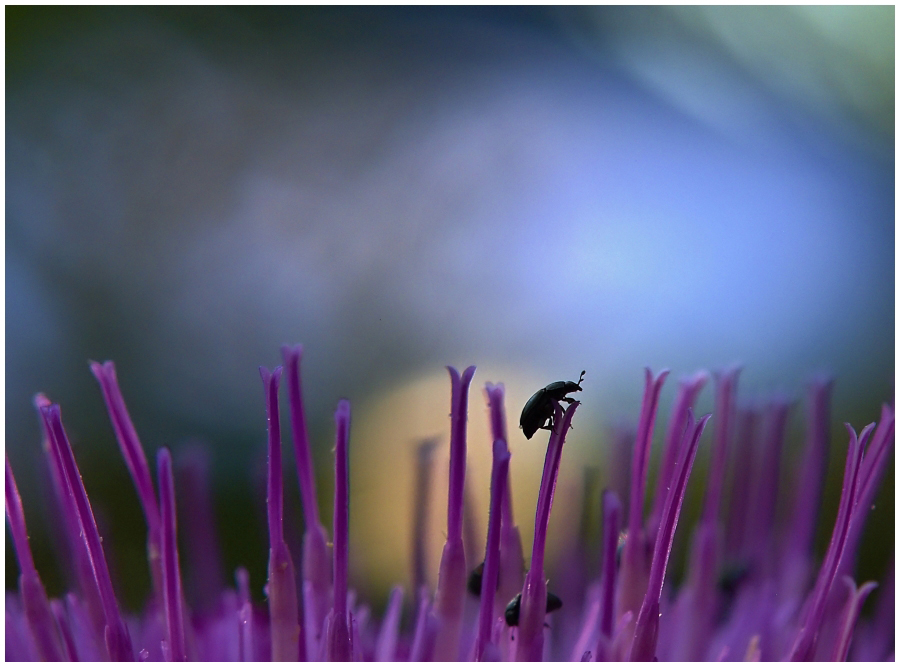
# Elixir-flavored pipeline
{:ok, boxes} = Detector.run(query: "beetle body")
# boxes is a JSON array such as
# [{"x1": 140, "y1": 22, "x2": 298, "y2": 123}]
[
  {"x1": 519, "y1": 371, "x2": 585, "y2": 439},
  {"x1": 468, "y1": 562, "x2": 563, "y2": 627},
  {"x1": 466, "y1": 561, "x2": 485, "y2": 596},
  {"x1": 504, "y1": 591, "x2": 563, "y2": 627}
]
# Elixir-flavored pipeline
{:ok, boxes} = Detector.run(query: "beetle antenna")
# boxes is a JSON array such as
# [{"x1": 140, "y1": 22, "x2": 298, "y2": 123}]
[{"x1": 578, "y1": 370, "x2": 586, "y2": 387}]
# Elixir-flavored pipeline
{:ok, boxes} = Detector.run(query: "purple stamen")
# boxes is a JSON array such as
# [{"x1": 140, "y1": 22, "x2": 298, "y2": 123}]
[
  {"x1": 610, "y1": 608, "x2": 634, "y2": 659},
  {"x1": 595, "y1": 489, "x2": 622, "y2": 662},
  {"x1": 236, "y1": 568, "x2": 254, "y2": 662},
  {"x1": 448, "y1": 366, "x2": 477, "y2": 543},
  {"x1": 332, "y1": 399, "x2": 352, "y2": 621},
  {"x1": 606, "y1": 424, "x2": 634, "y2": 522},
  {"x1": 569, "y1": 582, "x2": 600, "y2": 661},
  {"x1": 496, "y1": 522, "x2": 525, "y2": 629},
  {"x1": 516, "y1": 399, "x2": 580, "y2": 661},
  {"x1": 89, "y1": 360, "x2": 163, "y2": 599},
  {"x1": 486, "y1": 382, "x2": 525, "y2": 616},
  {"x1": 617, "y1": 368, "x2": 668, "y2": 641},
  {"x1": 351, "y1": 614, "x2": 364, "y2": 661},
  {"x1": 724, "y1": 405, "x2": 759, "y2": 561},
  {"x1": 238, "y1": 600, "x2": 254, "y2": 662},
  {"x1": 6, "y1": 351, "x2": 893, "y2": 661},
  {"x1": 39, "y1": 403, "x2": 134, "y2": 660},
  {"x1": 531, "y1": 403, "x2": 577, "y2": 581},
  {"x1": 157, "y1": 447, "x2": 188, "y2": 661},
  {"x1": 629, "y1": 409, "x2": 711, "y2": 661},
  {"x1": 280, "y1": 345, "x2": 331, "y2": 659},
  {"x1": 851, "y1": 556, "x2": 894, "y2": 661},
  {"x1": 555, "y1": 467, "x2": 599, "y2": 652},
  {"x1": 374, "y1": 585, "x2": 404, "y2": 661},
  {"x1": 752, "y1": 398, "x2": 792, "y2": 567},
  {"x1": 260, "y1": 366, "x2": 300, "y2": 661},
  {"x1": 669, "y1": 518, "x2": 718, "y2": 661},
  {"x1": 34, "y1": 394, "x2": 107, "y2": 646},
  {"x1": 236, "y1": 567, "x2": 251, "y2": 607},
  {"x1": 6, "y1": 593, "x2": 36, "y2": 660},
  {"x1": 830, "y1": 577, "x2": 878, "y2": 661},
  {"x1": 175, "y1": 445, "x2": 225, "y2": 613},
  {"x1": 279, "y1": 345, "x2": 321, "y2": 529},
  {"x1": 325, "y1": 399, "x2": 353, "y2": 661},
  {"x1": 433, "y1": 365, "x2": 476, "y2": 661},
  {"x1": 485, "y1": 383, "x2": 508, "y2": 447},
  {"x1": 50, "y1": 598, "x2": 79, "y2": 660},
  {"x1": 840, "y1": 404, "x2": 895, "y2": 574},
  {"x1": 64, "y1": 592, "x2": 104, "y2": 662},
  {"x1": 648, "y1": 370, "x2": 708, "y2": 539},
  {"x1": 816, "y1": 412, "x2": 894, "y2": 658},
  {"x1": 463, "y1": 476, "x2": 482, "y2": 579},
  {"x1": 781, "y1": 377, "x2": 833, "y2": 593},
  {"x1": 666, "y1": 368, "x2": 739, "y2": 661},
  {"x1": 702, "y1": 366, "x2": 740, "y2": 525},
  {"x1": 473, "y1": 438, "x2": 510, "y2": 661},
  {"x1": 409, "y1": 586, "x2": 434, "y2": 662},
  {"x1": 786, "y1": 421, "x2": 872, "y2": 661},
  {"x1": 748, "y1": 397, "x2": 791, "y2": 567},
  {"x1": 856, "y1": 404, "x2": 895, "y2": 505},
  {"x1": 628, "y1": 369, "x2": 670, "y2": 543},
  {"x1": 6, "y1": 456, "x2": 65, "y2": 661}
]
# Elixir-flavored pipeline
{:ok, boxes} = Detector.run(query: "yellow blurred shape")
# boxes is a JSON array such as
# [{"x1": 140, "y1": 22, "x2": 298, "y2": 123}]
[{"x1": 349, "y1": 365, "x2": 601, "y2": 600}]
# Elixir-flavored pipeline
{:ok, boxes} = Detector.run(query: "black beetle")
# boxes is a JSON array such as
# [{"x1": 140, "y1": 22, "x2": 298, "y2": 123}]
[
  {"x1": 504, "y1": 591, "x2": 563, "y2": 627},
  {"x1": 467, "y1": 561, "x2": 485, "y2": 596},
  {"x1": 468, "y1": 562, "x2": 562, "y2": 628},
  {"x1": 519, "y1": 371, "x2": 585, "y2": 439}
]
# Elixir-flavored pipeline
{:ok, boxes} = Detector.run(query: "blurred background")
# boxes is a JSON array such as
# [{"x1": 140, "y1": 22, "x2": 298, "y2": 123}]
[{"x1": 6, "y1": 6, "x2": 894, "y2": 615}]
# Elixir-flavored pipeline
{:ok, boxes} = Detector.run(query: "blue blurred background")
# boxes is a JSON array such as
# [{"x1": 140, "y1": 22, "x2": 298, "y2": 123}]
[{"x1": 6, "y1": 7, "x2": 893, "y2": 609}]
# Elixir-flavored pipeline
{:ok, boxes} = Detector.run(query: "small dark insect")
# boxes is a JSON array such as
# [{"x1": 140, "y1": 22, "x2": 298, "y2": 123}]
[
  {"x1": 520, "y1": 371, "x2": 585, "y2": 439},
  {"x1": 467, "y1": 561, "x2": 485, "y2": 596},
  {"x1": 504, "y1": 591, "x2": 563, "y2": 627}
]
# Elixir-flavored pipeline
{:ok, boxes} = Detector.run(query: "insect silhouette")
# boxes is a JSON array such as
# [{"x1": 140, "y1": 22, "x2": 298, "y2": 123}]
[
  {"x1": 467, "y1": 561, "x2": 486, "y2": 596},
  {"x1": 466, "y1": 562, "x2": 562, "y2": 627},
  {"x1": 504, "y1": 591, "x2": 563, "y2": 627},
  {"x1": 519, "y1": 371, "x2": 585, "y2": 439}
]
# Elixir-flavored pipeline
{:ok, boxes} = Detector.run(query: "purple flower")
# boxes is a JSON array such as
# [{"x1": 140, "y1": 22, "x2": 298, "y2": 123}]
[{"x1": 6, "y1": 350, "x2": 894, "y2": 661}]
